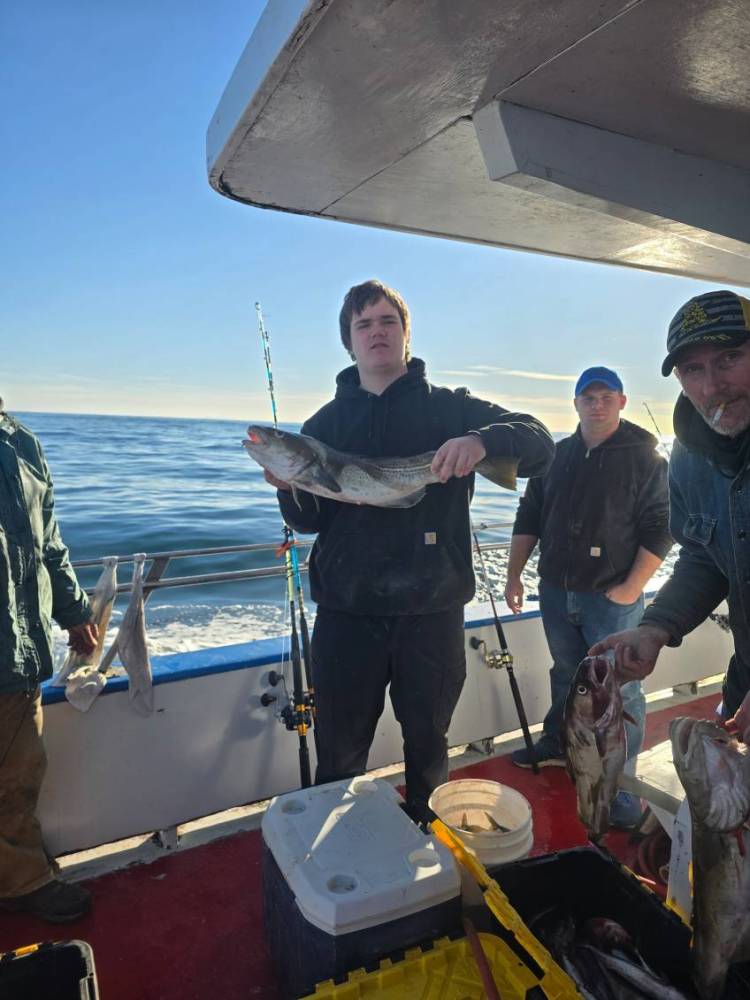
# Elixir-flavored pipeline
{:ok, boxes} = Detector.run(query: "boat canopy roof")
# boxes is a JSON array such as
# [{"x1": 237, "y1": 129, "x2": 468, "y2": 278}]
[{"x1": 207, "y1": 0, "x2": 750, "y2": 286}]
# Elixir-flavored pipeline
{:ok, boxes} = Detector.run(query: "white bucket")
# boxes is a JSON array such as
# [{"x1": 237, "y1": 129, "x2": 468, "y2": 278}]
[{"x1": 429, "y1": 779, "x2": 533, "y2": 866}]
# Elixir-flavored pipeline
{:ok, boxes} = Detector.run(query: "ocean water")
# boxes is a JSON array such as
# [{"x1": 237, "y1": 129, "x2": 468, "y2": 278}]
[{"x1": 17, "y1": 411, "x2": 529, "y2": 660}]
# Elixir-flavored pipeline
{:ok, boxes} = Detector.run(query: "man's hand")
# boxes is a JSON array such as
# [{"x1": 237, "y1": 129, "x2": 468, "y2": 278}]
[
  {"x1": 67, "y1": 622, "x2": 99, "y2": 656},
  {"x1": 264, "y1": 469, "x2": 291, "y2": 492},
  {"x1": 588, "y1": 624, "x2": 670, "y2": 682},
  {"x1": 724, "y1": 691, "x2": 750, "y2": 744},
  {"x1": 504, "y1": 576, "x2": 524, "y2": 614},
  {"x1": 604, "y1": 582, "x2": 641, "y2": 606},
  {"x1": 431, "y1": 434, "x2": 486, "y2": 483}
]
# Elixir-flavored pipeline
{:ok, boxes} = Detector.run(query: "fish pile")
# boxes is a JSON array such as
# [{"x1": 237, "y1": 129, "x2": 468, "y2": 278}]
[
  {"x1": 457, "y1": 810, "x2": 510, "y2": 834},
  {"x1": 243, "y1": 425, "x2": 519, "y2": 508},
  {"x1": 671, "y1": 717, "x2": 750, "y2": 999},
  {"x1": 563, "y1": 655, "x2": 628, "y2": 841},
  {"x1": 531, "y1": 909, "x2": 690, "y2": 999}
]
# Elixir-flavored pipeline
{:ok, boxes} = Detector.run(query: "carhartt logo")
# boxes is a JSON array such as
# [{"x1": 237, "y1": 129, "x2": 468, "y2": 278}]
[
  {"x1": 424, "y1": 532, "x2": 437, "y2": 545},
  {"x1": 590, "y1": 546, "x2": 601, "y2": 558},
  {"x1": 681, "y1": 301, "x2": 711, "y2": 334}
]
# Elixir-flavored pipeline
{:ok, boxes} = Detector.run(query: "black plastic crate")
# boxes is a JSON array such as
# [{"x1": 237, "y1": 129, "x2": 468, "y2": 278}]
[
  {"x1": 0, "y1": 940, "x2": 98, "y2": 999},
  {"x1": 488, "y1": 846, "x2": 750, "y2": 999}
]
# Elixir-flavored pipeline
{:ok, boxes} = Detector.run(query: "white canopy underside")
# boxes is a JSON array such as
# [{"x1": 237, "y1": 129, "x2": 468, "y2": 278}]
[{"x1": 207, "y1": 0, "x2": 750, "y2": 285}]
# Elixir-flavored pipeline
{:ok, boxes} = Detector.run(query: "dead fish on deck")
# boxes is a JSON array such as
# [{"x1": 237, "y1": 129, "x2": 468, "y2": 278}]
[
  {"x1": 243, "y1": 425, "x2": 519, "y2": 509},
  {"x1": 671, "y1": 717, "x2": 750, "y2": 999},
  {"x1": 563, "y1": 655, "x2": 630, "y2": 841}
]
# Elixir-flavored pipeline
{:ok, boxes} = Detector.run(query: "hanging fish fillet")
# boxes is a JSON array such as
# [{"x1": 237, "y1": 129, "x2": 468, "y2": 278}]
[
  {"x1": 53, "y1": 556, "x2": 118, "y2": 712},
  {"x1": 116, "y1": 554, "x2": 154, "y2": 715}
]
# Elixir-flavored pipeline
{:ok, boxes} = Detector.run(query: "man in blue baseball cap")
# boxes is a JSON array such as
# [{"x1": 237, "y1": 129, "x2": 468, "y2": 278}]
[
  {"x1": 504, "y1": 365, "x2": 671, "y2": 829},
  {"x1": 592, "y1": 290, "x2": 750, "y2": 747}
]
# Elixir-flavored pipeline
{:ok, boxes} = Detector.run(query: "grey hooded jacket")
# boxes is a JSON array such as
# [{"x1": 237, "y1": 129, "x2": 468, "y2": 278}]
[{"x1": 0, "y1": 412, "x2": 90, "y2": 694}]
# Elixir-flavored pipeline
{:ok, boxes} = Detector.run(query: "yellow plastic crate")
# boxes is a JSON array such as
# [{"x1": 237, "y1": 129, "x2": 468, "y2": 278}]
[{"x1": 308, "y1": 933, "x2": 547, "y2": 999}]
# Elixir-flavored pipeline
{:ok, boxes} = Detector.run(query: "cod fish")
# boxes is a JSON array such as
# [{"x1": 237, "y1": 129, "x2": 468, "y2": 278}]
[
  {"x1": 563, "y1": 655, "x2": 627, "y2": 841},
  {"x1": 243, "y1": 425, "x2": 519, "y2": 509},
  {"x1": 671, "y1": 717, "x2": 750, "y2": 999}
]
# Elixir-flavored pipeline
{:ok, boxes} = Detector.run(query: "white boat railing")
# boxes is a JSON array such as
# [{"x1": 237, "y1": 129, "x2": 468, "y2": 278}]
[{"x1": 71, "y1": 522, "x2": 515, "y2": 596}]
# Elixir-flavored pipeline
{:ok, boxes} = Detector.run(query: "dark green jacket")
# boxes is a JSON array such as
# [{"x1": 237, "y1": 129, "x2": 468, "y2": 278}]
[{"x1": 0, "y1": 412, "x2": 90, "y2": 693}]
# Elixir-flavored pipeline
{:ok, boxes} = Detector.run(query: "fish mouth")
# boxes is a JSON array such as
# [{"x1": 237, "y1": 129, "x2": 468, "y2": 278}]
[
  {"x1": 671, "y1": 716, "x2": 696, "y2": 759},
  {"x1": 246, "y1": 425, "x2": 276, "y2": 446},
  {"x1": 589, "y1": 656, "x2": 610, "y2": 686},
  {"x1": 582, "y1": 654, "x2": 613, "y2": 692},
  {"x1": 671, "y1": 717, "x2": 750, "y2": 830}
]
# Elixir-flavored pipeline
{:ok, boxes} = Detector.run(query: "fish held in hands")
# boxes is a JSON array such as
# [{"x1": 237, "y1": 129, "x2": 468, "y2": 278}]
[
  {"x1": 671, "y1": 717, "x2": 750, "y2": 999},
  {"x1": 243, "y1": 425, "x2": 519, "y2": 509},
  {"x1": 563, "y1": 655, "x2": 629, "y2": 841}
]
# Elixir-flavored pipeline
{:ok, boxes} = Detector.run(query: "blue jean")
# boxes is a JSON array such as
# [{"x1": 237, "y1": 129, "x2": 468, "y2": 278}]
[{"x1": 539, "y1": 580, "x2": 646, "y2": 764}]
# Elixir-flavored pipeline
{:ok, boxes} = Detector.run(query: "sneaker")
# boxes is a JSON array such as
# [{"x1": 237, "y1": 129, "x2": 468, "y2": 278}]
[
  {"x1": 609, "y1": 790, "x2": 643, "y2": 830},
  {"x1": 0, "y1": 879, "x2": 91, "y2": 923},
  {"x1": 511, "y1": 734, "x2": 566, "y2": 769}
]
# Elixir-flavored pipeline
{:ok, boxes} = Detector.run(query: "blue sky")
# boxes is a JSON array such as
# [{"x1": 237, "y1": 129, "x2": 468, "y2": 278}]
[{"x1": 2, "y1": 1, "x2": 744, "y2": 433}]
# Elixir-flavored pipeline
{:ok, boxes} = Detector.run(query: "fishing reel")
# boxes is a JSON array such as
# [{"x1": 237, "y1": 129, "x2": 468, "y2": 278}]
[
  {"x1": 280, "y1": 699, "x2": 312, "y2": 733},
  {"x1": 469, "y1": 636, "x2": 513, "y2": 671},
  {"x1": 261, "y1": 670, "x2": 313, "y2": 731}
]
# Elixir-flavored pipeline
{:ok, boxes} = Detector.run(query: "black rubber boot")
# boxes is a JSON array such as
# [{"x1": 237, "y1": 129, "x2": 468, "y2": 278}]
[{"x1": 0, "y1": 880, "x2": 91, "y2": 923}]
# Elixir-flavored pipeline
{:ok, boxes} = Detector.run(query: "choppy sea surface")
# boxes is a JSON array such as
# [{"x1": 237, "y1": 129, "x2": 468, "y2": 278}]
[{"x1": 15, "y1": 411, "x2": 673, "y2": 662}]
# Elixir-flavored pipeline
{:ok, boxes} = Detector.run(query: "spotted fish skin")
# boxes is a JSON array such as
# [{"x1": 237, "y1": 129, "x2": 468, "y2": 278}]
[
  {"x1": 563, "y1": 654, "x2": 626, "y2": 841},
  {"x1": 243, "y1": 424, "x2": 518, "y2": 508}
]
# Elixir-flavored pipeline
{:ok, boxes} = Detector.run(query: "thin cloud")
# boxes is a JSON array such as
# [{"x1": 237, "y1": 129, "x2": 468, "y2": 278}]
[
  {"x1": 435, "y1": 366, "x2": 576, "y2": 382},
  {"x1": 502, "y1": 369, "x2": 577, "y2": 382}
]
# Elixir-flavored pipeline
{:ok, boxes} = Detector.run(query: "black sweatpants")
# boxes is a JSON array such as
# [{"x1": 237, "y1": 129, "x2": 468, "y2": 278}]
[
  {"x1": 723, "y1": 653, "x2": 750, "y2": 717},
  {"x1": 311, "y1": 607, "x2": 466, "y2": 816}
]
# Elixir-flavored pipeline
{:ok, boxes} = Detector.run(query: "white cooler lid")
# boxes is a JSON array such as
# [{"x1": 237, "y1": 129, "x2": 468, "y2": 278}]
[{"x1": 261, "y1": 778, "x2": 460, "y2": 935}]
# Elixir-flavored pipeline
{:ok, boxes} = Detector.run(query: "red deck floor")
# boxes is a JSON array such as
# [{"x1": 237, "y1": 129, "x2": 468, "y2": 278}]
[{"x1": 0, "y1": 693, "x2": 719, "y2": 999}]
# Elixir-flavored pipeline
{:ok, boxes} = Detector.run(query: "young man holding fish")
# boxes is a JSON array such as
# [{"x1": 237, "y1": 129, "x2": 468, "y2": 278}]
[
  {"x1": 260, "y1": 279, "x2": 554, "y2": 822},
  {"x1": 592, "y1": 290, "x2": 750, "y2": 746},
  {"x1": 0, "y1": 402, "x2": 97, "y2": 921},
  {"x1": 504, "y1": 366, "x2": 671, "y2": 828}
]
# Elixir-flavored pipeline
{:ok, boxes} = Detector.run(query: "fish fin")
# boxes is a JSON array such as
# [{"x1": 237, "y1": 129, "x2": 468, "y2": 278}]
[
  {"x1": 475, "y1": 456, "x2": 519, "y2": 492},
  {"x1": 374, "y1": 488, "x2": 426, "y2": 509},
  {"x1": 594, "y1": 728, "x2": 608, "y2": 758},
  {"x1": 309, "y1": 463, "x2": 343, "y2": 495},
  {"x1": 623, "y1": 711, "x2": 637, "y2": 726}
]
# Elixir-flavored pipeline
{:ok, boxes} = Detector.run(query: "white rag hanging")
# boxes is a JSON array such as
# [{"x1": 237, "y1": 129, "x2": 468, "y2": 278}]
[
  {"x1": 53, "y1": 556, "x2": 118, "y2": 712},
  {"x1": 116, "y1": 554, "x2": 154, "y2": 715}
]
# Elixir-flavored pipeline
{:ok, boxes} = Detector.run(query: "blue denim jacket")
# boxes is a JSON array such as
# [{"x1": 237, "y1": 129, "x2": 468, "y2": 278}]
[
  {"x1": 0, "y1": 413, "x2": 90, "y2": 693},
  {"x1": 642, "y1": 400, "x2": 750, "y2": 669}
]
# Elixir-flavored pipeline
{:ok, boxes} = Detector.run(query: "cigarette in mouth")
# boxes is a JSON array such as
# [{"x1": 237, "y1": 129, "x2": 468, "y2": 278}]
[{"x1": 711, "y1": 404, "x2": 725, "y2": 426}]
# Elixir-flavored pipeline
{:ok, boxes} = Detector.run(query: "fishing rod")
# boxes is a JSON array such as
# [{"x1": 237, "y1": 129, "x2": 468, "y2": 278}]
[
  {"x1": 255, "y1": 302, "x2": 314, "y2": 698},
  {"x1": 643, "y1": 402, "x2": 671, "y2": 459},
  {"x1": 255, "y1": 301, "x2": 315, "y2": 787},
  {"x1": 469, "y1": 529, "x2": 540, "y2": 775}
]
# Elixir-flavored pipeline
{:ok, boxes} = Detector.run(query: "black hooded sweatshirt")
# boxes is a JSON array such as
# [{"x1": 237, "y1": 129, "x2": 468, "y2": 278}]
[
  {"x1": 512, "y1": 418, "x2": 672, "y2": 592},
  {"x1": 277, "y1": 358, "x2": 553, "y2": 615}
]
